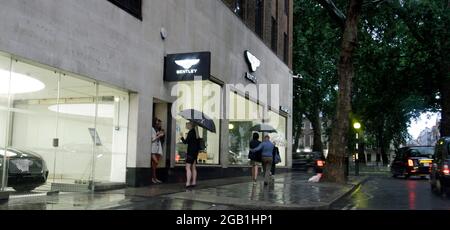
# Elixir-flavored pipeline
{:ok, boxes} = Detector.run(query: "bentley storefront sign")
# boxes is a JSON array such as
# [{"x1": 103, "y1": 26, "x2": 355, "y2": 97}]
[
  {"x1": 164, "y1": 52, "x2": 211, "y2": 81},
  {"x1": 244, "y1": 50, "x2": 261, "y2": 84}
]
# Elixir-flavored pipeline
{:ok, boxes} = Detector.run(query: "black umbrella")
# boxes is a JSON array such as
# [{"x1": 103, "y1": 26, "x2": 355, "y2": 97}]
[
  {"x1": 179, "y1": 109, "x2": 216, "y2": 133},
  {"x1": 250, "y1": 123, "x2": 277, "y2": 133}
]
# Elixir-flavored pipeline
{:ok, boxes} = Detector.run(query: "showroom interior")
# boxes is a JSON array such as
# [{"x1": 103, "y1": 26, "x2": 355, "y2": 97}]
[{"x1": 0, "y1": 51, "x2": 130, "y2": 193}]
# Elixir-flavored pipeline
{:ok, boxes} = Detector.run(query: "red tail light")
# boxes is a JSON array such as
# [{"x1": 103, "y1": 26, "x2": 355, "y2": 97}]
[
  {"x1": 317, "y1": 160, "x2": 325, "y2": 167},
  {"x1": 408, "y1": 159, "x2": 414, "y2": 167},
  {"x1": 443, "y1": 164, "x2": 450, "y2": 175}
]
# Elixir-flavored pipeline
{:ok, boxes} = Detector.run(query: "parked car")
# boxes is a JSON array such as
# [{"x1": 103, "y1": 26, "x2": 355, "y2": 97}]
[
  {"x1": 0, "y1": 148, "x2": 49, "y2": 192},
  {"x1": 391, "y1": 146, "x2": 434, "y2": 179},
  {"x1": 430, "y1": 137, "x2": 450, "y2": 196},
  {"x1": 292, "y1": 151, "x2": 326, "y2": 173}
]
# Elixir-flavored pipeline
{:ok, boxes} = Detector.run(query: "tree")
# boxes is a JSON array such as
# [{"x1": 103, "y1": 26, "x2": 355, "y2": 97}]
[
  {"x1": 387, "y1": 0, "x2": 450, "y2": 137},
  {"x1": 352, "y1": 2, "x2": 430, "y2": 165},
  {"x1": 321, "y1": 0, "x2": 364, "y2": 183},
  {"x1": 293, "y1": 0, "x2": 340, "y2": 153}
]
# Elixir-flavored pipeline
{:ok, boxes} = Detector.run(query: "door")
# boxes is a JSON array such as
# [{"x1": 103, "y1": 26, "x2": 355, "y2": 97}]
[{"x1": 153, "y1": 100, "x2": 170, "y2": 169}]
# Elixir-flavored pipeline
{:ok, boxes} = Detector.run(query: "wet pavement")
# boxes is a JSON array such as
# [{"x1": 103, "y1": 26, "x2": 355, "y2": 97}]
[
  {"x1": 331, "y1": 174, "x2": 450, "y2": 210},
  {"x1": 0, "y1": 172, "x2": 363, "y2": 210}
]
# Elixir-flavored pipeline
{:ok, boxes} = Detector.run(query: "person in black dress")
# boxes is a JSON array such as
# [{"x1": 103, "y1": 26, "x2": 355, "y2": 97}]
[
  {"x1": 181, "y1": 122, "x2": 200, "y2": 188},
  {"x1": 249, "y1": 133, "x2": 262, "y2": 183}
]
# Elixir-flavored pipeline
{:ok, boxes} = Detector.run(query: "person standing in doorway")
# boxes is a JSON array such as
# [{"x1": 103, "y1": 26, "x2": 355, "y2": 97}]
[
  {"x1": 156, "y1": 119, "x2": 165, "y2": 146},
  {"x1": 249, "y1": 133, "x2": 262, "y2": 184},
  {"x1": 181, "y1": 122, "x2": 200, "y2": 189},
  {"x1": 151, "y1": 118, "x2": 164, "y2": 184},
  {"x1": 250, "y1": 135, "x2": 275, "y2": 186}
]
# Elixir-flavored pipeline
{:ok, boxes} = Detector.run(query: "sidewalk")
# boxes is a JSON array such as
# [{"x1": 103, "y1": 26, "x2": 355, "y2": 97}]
[{"x1": 0, "y1": 172, "x2": 366, "y2": 210}]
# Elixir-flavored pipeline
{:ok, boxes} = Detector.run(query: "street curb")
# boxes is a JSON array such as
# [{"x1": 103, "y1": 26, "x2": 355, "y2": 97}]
[{"x1": 327, "y1": 176, "x2": 369, "y2": 209}]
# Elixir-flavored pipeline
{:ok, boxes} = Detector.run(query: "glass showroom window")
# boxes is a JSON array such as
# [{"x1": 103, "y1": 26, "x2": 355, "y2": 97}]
[
  {"x1": 174, "y1": 81, "x2": 221, "y2": 165},
  {"x1": 0, "y1": 53, "x2": 11, "y2": 191},
  {"x1": 49, "y1": 76, "x2": 129, "y2": 184},
  {"x1": 267, "y1": 110, "x2": 287, "y2": 166},
  {"x1": 0, "y1": 53, "x2": 129, "y2": 193},
  {"x1": 228, "y1": 92, "x2": 264, "y2": 165}
]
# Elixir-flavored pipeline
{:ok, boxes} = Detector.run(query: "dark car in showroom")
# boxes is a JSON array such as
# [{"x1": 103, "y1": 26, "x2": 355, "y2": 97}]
[
  {"x1": 430, "y1": 137, "x2": 450, "y2": 196},
  {"x1": 292, "y1": 151, "x2": 326, "y2": 173},
  {"x1": 0, "y1": 148, "x2": 49, "y2": 192},
  {"x1": 391, "y1": 146, "x2": 434, "y2": 179}
]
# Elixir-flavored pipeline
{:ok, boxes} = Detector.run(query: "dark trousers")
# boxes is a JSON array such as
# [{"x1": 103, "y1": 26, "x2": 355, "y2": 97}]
[
  {"x1": 262, "y1": 157, "x2": 273, "y2": 184},
  {"x1": 271, "y1": 160, "x2": 276, "y2": 175}
]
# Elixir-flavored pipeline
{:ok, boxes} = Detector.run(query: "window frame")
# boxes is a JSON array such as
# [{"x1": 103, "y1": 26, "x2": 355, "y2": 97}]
[
  {"x1": 255, "y1": 0, "x2": 264, "y2": 38},
  {"x1": 271, "y1": 17, "x2": 278, "y2": 53},
  {"x1": 283, "y1": 32, "x2": 289, "y2": 64},
  {"x1": 284, "y1": 0, "x2": 289, "y2": 15}
]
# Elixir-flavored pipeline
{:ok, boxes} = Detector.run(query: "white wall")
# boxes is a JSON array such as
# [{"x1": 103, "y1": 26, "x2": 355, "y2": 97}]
[
  {"x1": 0, "y1": 0, "x2": 293, "y2": 169},
  {"x1": 11, "y1": 102, "x2": 128, "y2": 183}
]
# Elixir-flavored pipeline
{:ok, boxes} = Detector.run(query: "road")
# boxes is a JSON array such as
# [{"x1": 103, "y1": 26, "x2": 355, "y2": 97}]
[{"x1": 332, "y1": 174, "x2": 450, "y2": 210}]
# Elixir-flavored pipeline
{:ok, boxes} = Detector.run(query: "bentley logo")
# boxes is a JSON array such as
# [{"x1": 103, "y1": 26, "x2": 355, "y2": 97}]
[
  {"x1": 244, "y1": 51, "x2": 261, "y2": 72},
  {"x1": 175, "y1": 59, "x2": 200, "y2": 70}
]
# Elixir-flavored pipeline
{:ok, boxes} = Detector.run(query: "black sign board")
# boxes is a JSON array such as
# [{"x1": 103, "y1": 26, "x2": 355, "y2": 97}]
[
  {"x1": 164, "y1": 52, "x2": 211, "y2": 82},
  {"x1": 245, "y1": 72, "x2": 258, "y2": 84}
]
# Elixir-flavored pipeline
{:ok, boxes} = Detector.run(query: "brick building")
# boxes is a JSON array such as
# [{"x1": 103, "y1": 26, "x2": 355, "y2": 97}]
[{"x1": 222, "y1": 0, "x2": 293, "y2": 67}]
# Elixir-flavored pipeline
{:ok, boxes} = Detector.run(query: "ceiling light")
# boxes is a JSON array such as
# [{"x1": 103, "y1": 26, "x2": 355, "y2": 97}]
[
  {"x1": 0, "y1": 69, "x2": 45, "y2": 94},
  {"x1": 48, "y1": 104, "x2": 114, "y2": 118}
]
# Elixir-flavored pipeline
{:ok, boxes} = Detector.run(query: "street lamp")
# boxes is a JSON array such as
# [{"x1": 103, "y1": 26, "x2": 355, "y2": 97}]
[{"x1": 353, "y1": 122, "x2": 362, "y2": 176}]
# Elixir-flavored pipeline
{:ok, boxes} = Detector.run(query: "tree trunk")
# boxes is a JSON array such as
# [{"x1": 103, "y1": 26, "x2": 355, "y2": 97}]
[
  {"x1": 381, "y1": 145, "x2": 389, "y2": 166},
  {"x1": 376, "y1": 127, "x2": 389, "y2": 166},
  {"x1": 322, "y1": 0, "x2": 363, "y2": 184},
  {"x1": 311, "y1": 108, "x2": 324, "y2": 152},
  {"x1": 293, "y1": 124, "x2": 302, "y2": 153},
  {"x1": 376, "y1": 131, "x2": 382, "y2": 165},
  {"x1": 358, "y1": 141, "x2": 366, "y2": 164}
]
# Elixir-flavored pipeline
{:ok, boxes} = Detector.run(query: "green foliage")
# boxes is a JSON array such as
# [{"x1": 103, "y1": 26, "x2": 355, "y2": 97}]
[
  {"x1": 293, "y1": 0, "x2": 449, "y2": 159},
  {"x1": 293, "y1": 0, "x2": 340, "y2": 148}
]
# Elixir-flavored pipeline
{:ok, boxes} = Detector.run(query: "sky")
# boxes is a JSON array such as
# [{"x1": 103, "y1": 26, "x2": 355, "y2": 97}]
[{"x1": 408, "y1": 112, "x2": 440, "y2": 140}]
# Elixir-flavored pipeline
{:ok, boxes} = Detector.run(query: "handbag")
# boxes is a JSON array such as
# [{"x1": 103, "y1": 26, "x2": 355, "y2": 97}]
[{"x1": 273, "y1": 147, "x2": 281, "y2": 164}]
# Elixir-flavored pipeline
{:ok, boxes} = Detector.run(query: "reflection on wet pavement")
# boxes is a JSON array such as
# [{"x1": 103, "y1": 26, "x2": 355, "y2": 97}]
[
  {"x1": 331, "y1": 175, "x2": 450, "y2": 210},
  {"x1": 163, "y1": 173, "x2": 354, "y2": 209},
  {"x1": 0, "y1": 173, "x2": 357, "y2": 210}
]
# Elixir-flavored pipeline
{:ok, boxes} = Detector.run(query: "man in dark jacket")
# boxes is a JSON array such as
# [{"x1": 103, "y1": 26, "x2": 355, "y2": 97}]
[{"x1": 250, "y1": 135, "x2": 275, "y2": 186}]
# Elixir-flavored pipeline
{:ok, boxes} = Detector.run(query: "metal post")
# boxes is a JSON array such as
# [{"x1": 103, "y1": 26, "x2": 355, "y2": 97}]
[
  {"x1": 90, "y1": 83, "x2": 99, "y2": 192},
  {"x1": 355, "y1": 133, "x2": 359, "y2": 176},
  {"x1": 1, "y1": 58, "x2": 13, "y2": 191}
]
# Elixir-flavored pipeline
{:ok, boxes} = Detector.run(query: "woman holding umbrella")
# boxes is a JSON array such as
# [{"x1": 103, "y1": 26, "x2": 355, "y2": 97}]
[
  {"x1": 181, "y1": 122, "x2": 200, "y2": 189},
  {"x1": 179, "y1": 109, "x2": 216, "y2": 189}
]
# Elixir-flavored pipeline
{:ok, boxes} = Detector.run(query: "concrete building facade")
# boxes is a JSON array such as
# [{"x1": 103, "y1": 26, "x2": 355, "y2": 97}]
[{"x1": 0, "y1": 0, "x2": 293, "y2": 190}]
